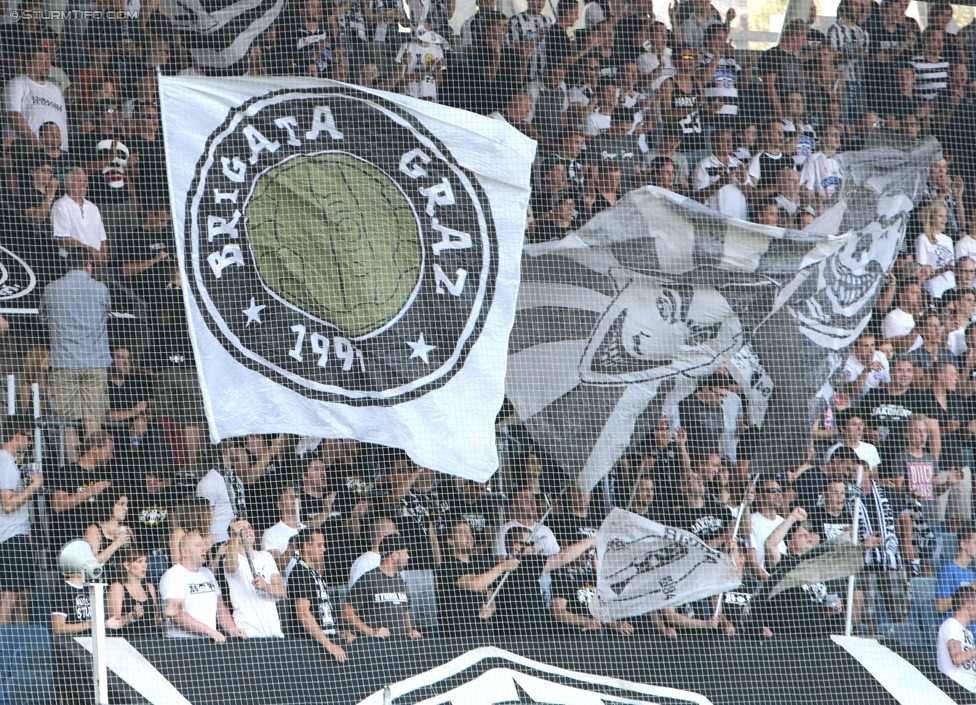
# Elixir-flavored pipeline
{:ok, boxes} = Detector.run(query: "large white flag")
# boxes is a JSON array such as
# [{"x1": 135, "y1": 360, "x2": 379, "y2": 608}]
[
  {"x1": 159, "y1": 76, "x2": 535, "y2": 481},
  {"x1": 591, "y1": 509, "x2": 742, "y2": 621}
]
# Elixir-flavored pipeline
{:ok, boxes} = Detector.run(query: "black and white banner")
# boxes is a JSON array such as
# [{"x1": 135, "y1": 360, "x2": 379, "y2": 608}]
[
  {"x1": 357, "y1": 647, "x2": 714, "y2": 705},
  {"x1": 159, "y1": 76, "x2": 534, "y2": 481},
  {"x1": 591, "y1": 509, "x2": 741, "y2": 621},
  {"x1": 0, "y1": 244, "x2": 39, "y2": 313},
  {"x1": 507, "y1": 139, "x2": 940, "y2": 489},
  {"x1": 159, "y1": 0, "x2": 285, "y2": 69}
]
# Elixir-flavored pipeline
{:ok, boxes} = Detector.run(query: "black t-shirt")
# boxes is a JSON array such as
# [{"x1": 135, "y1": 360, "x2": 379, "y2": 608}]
[
  {"x1": 394, "y1": 492, "x2": 438, "y2": 571},
  {"x1": 127, "y1": 134, "x2": 168, "y2": 196},
  {"x1": 449, "y1": 496, "x2": 494, "y2": 551},
  {"x1": 677, "y1": 396, "x2": 725, "y2": 457},
  {"x1": 435, "y1": 554, "x2": 495, "y2": 634},
  {"x1": 623, "y1": 442, "x2": 684, "y2": 510},
  {"x1": 807, "y1": 505, "x2": 850, "y2": 544},
  {"x1": 128, "y1": 486, "x2": 183, "y2": 555},
  {"x1": 551, "y1": 564, "x2": 597, "y2": 622},
  {"x1": 284, "y1": 26, "x2": 334, "y2": 74},
  {"x1": 718, "y1": 570, "x2": 761, "y2": 634},
  {"x1": 493, "y1": 553, "x2": 549, "y2": 636},
  {"x1": 116, "y1": 222, "x2": 174, "y2": 301},
  {"x1": 922, "y1": 391, "x2": 972, "y2": 467},
  {"x1": 347, "y1": 568, "x2": 410, "y2": 636},
  {"x1": 752, "y1": 552, "x2": 837, "y2": 636},
  {"x1": 327, "y1": 463, "x2": 379, "y2": 518},
  {"x1": 49, "y1": 463, "x2": 114, "y2": 548},
  {"x1": 298, "y1": 492, "x2": 360, "y2": 587},
  {"x1": 751, "y1": 151, "x2": 793, "y2": 190},
  {"x1": 856, "y1": 387, "x2": 933, "y2": 467},
  {"x1": 548, "y1": 511, "x2": 601, "y2": 548},
  {"x1": 286, "y1": 558, "x2": 339, "y2": 638},
  {"x1": 52, "y1": 580, "x2": 92, "y2": 626},
  {"x1": 546, "y1": 28, "x2": 576, "y2": 66},
  {"x1": 756, "y1": 46, "x2": 805, "y2": 99},
  {"x1": 673, "y1": 498, "x2": 730, "y2": 545},
  {"x1": 148, "y1": 285, "x2": 196, "y2": 370},
  {"x1": 416, "y1": 486, "x2": 453, "y2": 538},
  {"x1": 110, "y1": 426, "x2": 176, "y2": 486},
  {"x1": 586, "y1": 134, "x2": 641, "y2": 191},
  {"x1": 108, "y1": 373, "x2": 152, "y2": 415},
  {"x1": 247, "y1": 453, "x2": 297, "y2": 535}
]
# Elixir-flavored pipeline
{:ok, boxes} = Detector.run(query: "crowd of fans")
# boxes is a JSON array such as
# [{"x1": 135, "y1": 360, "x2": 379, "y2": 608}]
[{"x1": 2, "y1": 0, "x2": 976, "y2": 698}]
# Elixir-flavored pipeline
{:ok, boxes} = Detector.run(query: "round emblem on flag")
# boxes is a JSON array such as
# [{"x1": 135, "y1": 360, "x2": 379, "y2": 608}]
[{"x1": 186, "y1": 88, "x2": 496, "y2": 404}]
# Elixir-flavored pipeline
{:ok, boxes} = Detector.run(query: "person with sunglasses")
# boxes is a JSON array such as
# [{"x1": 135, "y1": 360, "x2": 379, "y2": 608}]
[{"x1": 749, "y1": 478, "x2": 788, "y2": 579}]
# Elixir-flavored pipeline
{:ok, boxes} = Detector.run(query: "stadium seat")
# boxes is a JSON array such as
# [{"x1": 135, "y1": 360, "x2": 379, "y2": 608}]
[
  {"x1": 913, "y1": 577, "x2": 942, "y2": 648},
  {"x1": 0, "y1": 624, "x2": 53, "y2": 677},
  {"x1": 875, "y1": 576, "x2": 940, "y2": 665},
  {"x1": 0, "y1": 672, "x2": 55, "y2": 705}
]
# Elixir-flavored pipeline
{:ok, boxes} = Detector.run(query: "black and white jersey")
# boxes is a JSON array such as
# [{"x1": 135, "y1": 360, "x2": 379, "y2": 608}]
[
  {"x1": 700, "y1": 52, "x2": 742, "y2": 117},
  {"x1": 911, "y1": 54, "x2": 950, "y2": 101}
]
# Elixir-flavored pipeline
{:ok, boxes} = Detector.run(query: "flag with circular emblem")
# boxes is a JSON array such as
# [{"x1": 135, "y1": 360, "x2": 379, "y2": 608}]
[{"x1": 160, "y1": 76, "x2": 534, "y2": 481}]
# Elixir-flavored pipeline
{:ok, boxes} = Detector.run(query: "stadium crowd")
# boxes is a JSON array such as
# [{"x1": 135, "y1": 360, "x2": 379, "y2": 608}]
[{"x1": 2, "y1": 0, "x2": 976, "y2": 698}]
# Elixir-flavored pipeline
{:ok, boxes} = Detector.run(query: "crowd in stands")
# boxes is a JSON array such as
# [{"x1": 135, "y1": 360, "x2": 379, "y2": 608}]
[{"x1": 3, "y1": 0, "x2": 976, "y2": 699}]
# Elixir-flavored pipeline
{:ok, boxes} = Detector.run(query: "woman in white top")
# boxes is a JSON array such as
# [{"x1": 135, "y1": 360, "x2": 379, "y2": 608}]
[{"x1": 916, "y1": 203, "x2": 956, "y2": 299}]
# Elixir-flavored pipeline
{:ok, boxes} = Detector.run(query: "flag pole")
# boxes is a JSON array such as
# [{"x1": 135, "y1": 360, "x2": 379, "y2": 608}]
[
  {"x1": 485, "y1": 484, "x2": 569, "y2": 609},
  {"x1": 714, "y1": 473, "x2": 760, "y2": 621},
  {"x1": 845, "y1": 465, "x2": 865, "y2": 637},
  {"x1": 625, "y1": 470, "x2": 643, "y2": 511}
]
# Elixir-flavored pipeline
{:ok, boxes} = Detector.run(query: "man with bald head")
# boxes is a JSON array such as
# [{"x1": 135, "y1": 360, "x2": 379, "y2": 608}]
[
  {"x1": 50, "y1": 167, "x2": 108, "y2": 266},
  {"x1": 160, "y1": 532, "x2": 245, "y2": 641}
]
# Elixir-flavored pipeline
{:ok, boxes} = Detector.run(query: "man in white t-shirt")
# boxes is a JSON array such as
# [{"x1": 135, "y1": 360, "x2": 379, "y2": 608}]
[
  {"x1": 196, "y1": 439, "x2": 249, "y2": 544},
  {"x1": 495, "y1": 488, "x2": 561, "y2": 557},
  {"x1": 694, "y1": 127, "x2": 748, "y2": 220},
  {"x1": 4, "y1": 44, "x2": 68, "y2": 151},
  {"x1": 224, "y1": 518, "x2": 284, "y2": 638},
  {"x1": 160, "y1": 532, "x2": 245, "y2": 641},
  {"x1": 395, "y1": 31, "x2": 445, "y2": 102},
  {"x1": 938, "y1": 584, "x2": 976, "y2": 694},
  {"x1": 750, "y1": 478, "x2": 787, "y2": 577},
  {"x1": 843, "y1": 332, "x2": 890, "y2": 398},
  {"x1": 882, "y1": 281, "x2": 925, "y2": 353},
  {"x1": 50, "y1": 168, "x2": 108, "y2": 265},
  {"x1": 799, "y1": 124, "x2": 843, "y2": 210},
  {"x1": 0, "y1": 425, "x2": 42, "y2": 626},
  {"x1": 262, "y1": 484, "x2": 305, "y2": 573}
]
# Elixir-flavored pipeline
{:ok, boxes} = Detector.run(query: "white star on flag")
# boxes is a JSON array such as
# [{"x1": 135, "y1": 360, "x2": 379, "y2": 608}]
[
  {"x1": 243, "y1": 298, "x2": 266, "y2": 327},
  {"x1": 407, "y1": 333, "x2": 436, "y2": 364}
]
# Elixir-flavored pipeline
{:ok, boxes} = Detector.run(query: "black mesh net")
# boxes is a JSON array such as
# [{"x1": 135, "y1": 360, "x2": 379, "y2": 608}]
[{"x1": 0, "y1": 0, "x2": 974, "y2": 703}]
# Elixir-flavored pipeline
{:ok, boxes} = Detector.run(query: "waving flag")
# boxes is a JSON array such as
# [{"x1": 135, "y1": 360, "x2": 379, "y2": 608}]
[
  {"x1": 591, "y1": 509, "x2": 741, "y2": 621},
  {"x1": 160, "y1": 76, "x2": 534, "y2": 481},
  {"x1": 159, "y1": 0, "x2": 285, "y2": 69},
  {"x1": 507, "y1": 139, "x2": 940, "y2": 491}
]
